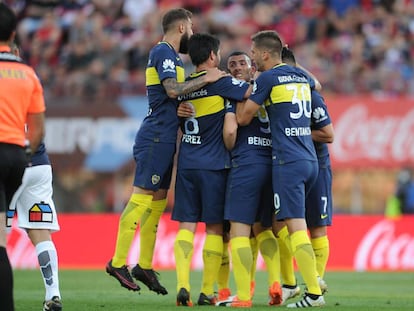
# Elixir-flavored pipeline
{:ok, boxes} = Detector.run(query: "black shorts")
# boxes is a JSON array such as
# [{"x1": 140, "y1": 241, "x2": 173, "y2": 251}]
[{"x1": 0, "y1": 143, "x2": 27, "y2": 212}]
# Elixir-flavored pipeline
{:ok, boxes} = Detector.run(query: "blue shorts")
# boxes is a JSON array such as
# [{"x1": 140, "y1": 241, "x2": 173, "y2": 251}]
[
  {"x1": 305, "y1": 165, "x2": 333, "y2": 227},
  {"x1": 172, "y1": 169, "x2": 228, "y2": 224},
  {"x1": 132, "y1": 139, "x2": 175, "y2": 191},
  {"x1": 225, "y1": 163, "x2": 273, "y2": 227},
  {"x1": 273, "y1": 160, "x2": 318, "y2": 221}
]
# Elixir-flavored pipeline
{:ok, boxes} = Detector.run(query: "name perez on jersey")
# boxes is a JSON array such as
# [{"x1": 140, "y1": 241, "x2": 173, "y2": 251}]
[
  {"x1": 182, "y1": 134, "x2": 201, "y2": 144},
  {"x1": 285, "y1": 127, "x2": 311, "y2": 136},
  {"x1": 247, "y1": 136, "x2": 272, "y2": 146}
]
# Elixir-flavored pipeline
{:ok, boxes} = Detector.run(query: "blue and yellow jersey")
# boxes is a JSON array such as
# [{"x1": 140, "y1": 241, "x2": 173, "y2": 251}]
[
  {"x1": 249, "y1": 63, "x2": 317, "y2": 164},
  {"x1": 311, "y1": 90, "x2": 331, "y2": 167},
  {"x1": 178, "y1": 72, "x2": 249, "y2": 170},
  {"x1": 137, "y1": 42, "x2": 185, "y2": 143},
  {"x1": 226, "y1": 100, "x2": 271, "y2": 166}
]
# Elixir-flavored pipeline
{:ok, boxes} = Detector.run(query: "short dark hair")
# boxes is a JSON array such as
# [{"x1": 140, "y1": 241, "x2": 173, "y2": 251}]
[
  {"x1": 0, "y1": 3, "x2": 17, "y2": 42},
  {"x1": 251, "y1": 30, "x2": 283, "y2": 56},
  {"x1": 228, "y1": 50, "x2": 249, "y2": 58},
  {"x1": 162, "y1": 8, "x2": 192, "y2": 33},
  {"x1": 281, "y1": 46, "x2": 296, "y2": 65},
  {"x1": 188, "y1": 33, "x2": 220, "y2": 66}
]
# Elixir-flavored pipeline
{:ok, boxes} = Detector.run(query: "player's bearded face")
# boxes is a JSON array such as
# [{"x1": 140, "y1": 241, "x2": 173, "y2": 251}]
[{"x1": 179, "y1": 31, "x2": 190, "y2": 54}]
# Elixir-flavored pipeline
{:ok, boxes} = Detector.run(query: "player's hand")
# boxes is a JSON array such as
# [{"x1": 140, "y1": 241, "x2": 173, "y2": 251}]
[
  {"x1": 204, "y1": 67, "x2": 229, "y2": 83},
  {"x1": 177, "y1": 102, "x2": 195, "y2": 118}
]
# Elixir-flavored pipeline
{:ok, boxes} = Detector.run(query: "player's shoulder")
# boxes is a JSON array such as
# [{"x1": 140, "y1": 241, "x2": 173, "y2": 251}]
[{"x1": 151, "y1": 42, "x2": 177, "y2": 57}]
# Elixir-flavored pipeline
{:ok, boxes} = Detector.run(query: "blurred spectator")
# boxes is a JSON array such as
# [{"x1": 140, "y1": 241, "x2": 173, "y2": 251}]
[
  {"x1": 395, "y1": 167, "x2": 414, "y2": 214},
  {"x1": 386, "y1": 167, "x2": 414, "y2": 217},
  {"x1": 11, "y1": 0, "x2": 414, "y2": 102}
]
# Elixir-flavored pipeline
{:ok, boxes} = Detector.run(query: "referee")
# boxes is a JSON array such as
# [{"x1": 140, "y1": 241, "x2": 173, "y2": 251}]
[{"x1": 0, "y1": 3, "x2": 45, "y2": 310}]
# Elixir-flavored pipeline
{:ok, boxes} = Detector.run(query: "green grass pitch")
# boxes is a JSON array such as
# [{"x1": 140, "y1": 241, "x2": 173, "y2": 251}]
[{"x1": 14, "y1": 269, "x2": 414, "y2": 310}]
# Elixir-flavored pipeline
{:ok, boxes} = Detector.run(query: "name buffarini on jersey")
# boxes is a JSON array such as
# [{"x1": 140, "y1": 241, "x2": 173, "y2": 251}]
[
  {"x1": 182, "y1": 134, "x2": 201, "y2": 145},
  {"x1": 277, "y1": 75, "x2": 308, "y2": 83},
  {"x1": 285, "y1": 126, "x2": 312, "y2": 136}
]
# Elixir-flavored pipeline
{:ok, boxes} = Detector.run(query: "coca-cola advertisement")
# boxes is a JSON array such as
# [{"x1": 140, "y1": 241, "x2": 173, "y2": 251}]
[
  {"x1": 326, "y1": 95, "x2": 414, "y2": 169},
  {"x1": 6, "y1": 214, "x2": 414, "y2": 271}
]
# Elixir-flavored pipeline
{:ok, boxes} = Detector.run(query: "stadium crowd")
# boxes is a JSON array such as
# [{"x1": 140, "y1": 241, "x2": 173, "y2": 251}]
[{"x1": 5, "y1": 0, "x2": 414, "y2": 103}]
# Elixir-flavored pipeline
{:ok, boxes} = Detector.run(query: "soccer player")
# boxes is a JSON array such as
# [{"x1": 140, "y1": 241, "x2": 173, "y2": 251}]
[
  {"x1": 106, "y1": 8, "x2": 226, "y2": 294},
  {"x1": 216, "y1": 51, "x2": 282, "y2": 307},
  {"x1": 237, "y1": 30, "x2": 325, "y2": 308},
  {"x1": 6, "y1": 43, "x2": 62, "y2": 311},
  {"x1": 172, "y1": 33, "x2": 251, "y2": 306},
  {"x1": 0, "y1": 3, "x2": 46, "y2": 310},
  {"x1": 278, "y1": 46, "x2": 333, "y2": 305}
]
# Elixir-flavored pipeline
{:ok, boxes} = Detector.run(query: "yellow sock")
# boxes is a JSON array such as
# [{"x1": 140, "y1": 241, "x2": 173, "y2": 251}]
[
  {"x1": 174, "y1": 229, "x2": 194, "y2": 292},
  {"x1": 250, "y1": 237, "x2": 259, "y2": 282},
  {"x1": 277, "y1": 226, "x2": 296, "y2": 286},
  {"x1": 112, "y1": 193, "x2": 152, "y2": 267},
  {"x1": 201, "y1": 234, "x2": 223, "y2": 296},
  {"x1": 230, "y1": 236, "x2": 252, "y2": 301},
  {"x1": 311, "y1": 236, "x2": 329, "y2": 279},
  {"x1": 217, "y1": 241, "x2": 230, "y2": 290},
  {"x1": 290, "y1": 230, "x2": 321, "y2": 295},
  {"x1": 138, "y1": 198, "x2": 167, "y2": 269},
  {"x1": 256, "y1": 230, "x2": 280, "y2": 287}
]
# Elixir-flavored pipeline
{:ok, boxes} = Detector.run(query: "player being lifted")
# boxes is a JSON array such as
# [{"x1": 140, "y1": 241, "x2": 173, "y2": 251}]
[{"x1": 106, "y1": 8, "x2": 226, "y2": 295}]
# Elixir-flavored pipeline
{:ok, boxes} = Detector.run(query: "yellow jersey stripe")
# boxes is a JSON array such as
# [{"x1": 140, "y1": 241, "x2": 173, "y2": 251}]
[
  {"x1": 146, "y1": 65, "x2": 185, "y2": 86},
  {"x1": 268, "y1": 82, "x2": 311, "y2": 105},
  {"x1": 190, "y1": 95, "x2": 224, "y2": 117}
]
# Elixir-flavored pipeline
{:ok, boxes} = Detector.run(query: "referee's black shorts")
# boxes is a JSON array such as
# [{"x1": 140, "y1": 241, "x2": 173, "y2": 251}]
[{"x1": 0, "y1": 143, "x2": 27, "y2": 212}]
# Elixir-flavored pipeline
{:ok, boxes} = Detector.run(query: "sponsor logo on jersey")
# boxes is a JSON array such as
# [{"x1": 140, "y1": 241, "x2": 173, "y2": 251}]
[
  {"x1": 313, "y1": 107, "x2": 328, "y2": 123},
  {"x1": 178, "y1": 88, "x2": 208, "y2": 101},
  {"x1": 162, "y1": 59, "x2": 176, "y2": 73},
  {"x1": 152, "y1": 174, "x2": 161, "y2": 185},
  {"x1": 29, "y1": 202, "x2": 53, "y2": 223}
]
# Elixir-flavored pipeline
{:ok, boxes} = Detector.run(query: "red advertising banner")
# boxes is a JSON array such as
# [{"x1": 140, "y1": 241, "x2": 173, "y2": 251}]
[
  {"x1": 7, "y1": 214, "x2": 414, "y2": 271},
  {"x1": 326, "y1": 95, "x2": 414, "y2": 169}
]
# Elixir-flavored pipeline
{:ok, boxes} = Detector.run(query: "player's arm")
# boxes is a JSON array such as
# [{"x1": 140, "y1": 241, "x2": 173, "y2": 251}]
[
  {"x1": 242, "y1": 84, "x2": 254, "y2": 99},
  {"x1": 223, "y1": 101, "x2": 238, "y2": 151},
  {"x1": 26, "y1": 112, "x2": 45, "y2": 153},
  {"x1": 163, "y1": 68, "x2": 227, "y2": 98},
  {"x1": 236, "y1": 99, "x2": 260, "y2": 126},
  {"x1": 312, "y1": 123, "x2": 334, "y2": 143},
  {"x1": 297, "y1": 63, "x2": 322, "y2": 91},
  {"x1": 177, "y1": 102, "x2": 194, "y2": 118}
]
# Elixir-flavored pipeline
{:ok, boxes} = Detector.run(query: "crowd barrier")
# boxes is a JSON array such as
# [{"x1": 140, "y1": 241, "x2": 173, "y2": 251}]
[{"x1": 7, "y1": 213, "x2": 414, "y2": 271}]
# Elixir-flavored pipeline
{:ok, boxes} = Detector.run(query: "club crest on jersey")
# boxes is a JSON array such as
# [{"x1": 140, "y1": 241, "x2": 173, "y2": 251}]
[
  {"x1": 151, "y1": 174, "x2": 161, "y2": 185},
  {"x1": 29, "y1": 202, "x2": 53, "y2": 223}
]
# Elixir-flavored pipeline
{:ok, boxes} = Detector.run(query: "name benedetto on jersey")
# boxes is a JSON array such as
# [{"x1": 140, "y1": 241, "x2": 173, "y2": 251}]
[
  {"x1": 249, "y1": 63, "x2": 317, "y2": 164},
  {"x1": 137, "y1": 41, "x2": 185, "y2": 144},
  {"x1": 178, "y1": 72, "x2": 249, "y2": 170},
  {"x1": 226, "y1": 100, "x2": 272, "y2": 166},
  {"x1": 311, "y1": 90, "x2": 332, "y2": 167}
]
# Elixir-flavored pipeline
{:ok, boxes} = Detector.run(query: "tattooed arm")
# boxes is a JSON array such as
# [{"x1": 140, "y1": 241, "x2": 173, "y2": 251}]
[{"x1": 163, "y1": 67, "x2": 227, "y2": 98}]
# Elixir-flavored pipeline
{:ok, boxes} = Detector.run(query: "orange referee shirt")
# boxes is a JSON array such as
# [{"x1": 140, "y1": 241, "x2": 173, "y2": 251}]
[{"x1": 0, "y1": 45, "x2": 45, "y2": 147}]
